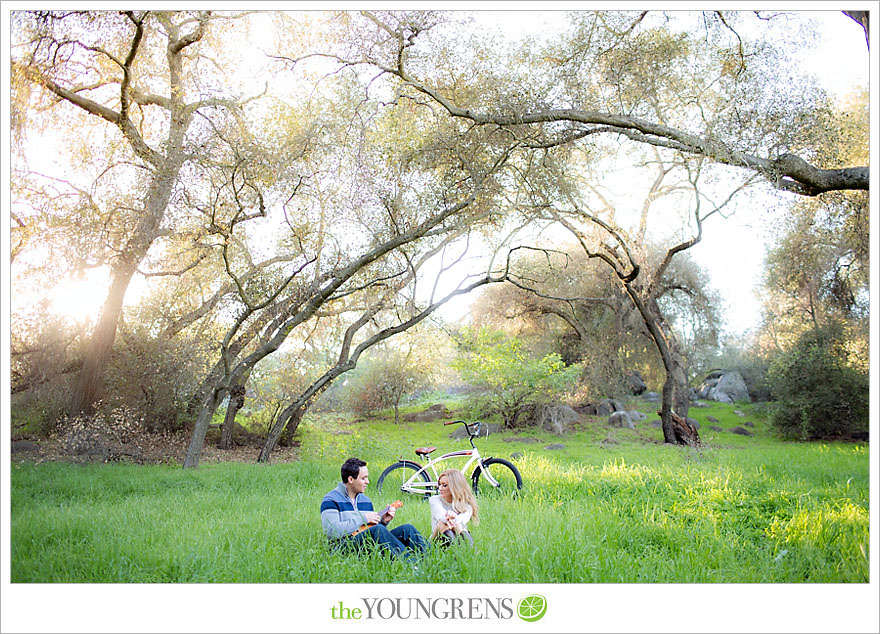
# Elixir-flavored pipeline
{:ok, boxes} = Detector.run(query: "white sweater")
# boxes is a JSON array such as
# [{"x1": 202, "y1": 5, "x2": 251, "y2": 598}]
[{"x1": 429, "y1": 495, "x2": 473, "y2": 537}]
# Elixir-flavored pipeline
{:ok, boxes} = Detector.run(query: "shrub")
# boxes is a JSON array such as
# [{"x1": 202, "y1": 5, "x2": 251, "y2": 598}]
[
  {"x1": 766, "y1": 326, "x2": 868, "y2": 440},
  {"x1": 345, "y1": 351, "x2": 431, "y2": 424},
  {"x1": 52, "y1": 404, "x2": 145, "y2": 459},
  {"x1": 452, "y1": 327, "x2": 581, "y2": 428},
  {"x1": 104, "y1": 328, "x2": 215, "y2": 432}
]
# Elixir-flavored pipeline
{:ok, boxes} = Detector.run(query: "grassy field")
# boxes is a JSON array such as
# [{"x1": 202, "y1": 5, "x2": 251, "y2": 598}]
[{"x1": 10, "y1": 400, "x2": 870, "y2": 583}]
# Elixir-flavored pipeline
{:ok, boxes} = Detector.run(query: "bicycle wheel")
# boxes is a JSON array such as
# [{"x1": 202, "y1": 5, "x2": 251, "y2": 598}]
[
  {"x1": 472, "y1": 457, "x2": 523, "y2": 498},
  {"x1": 376, "y1": 461, "x2": 432, "y2": 498}
]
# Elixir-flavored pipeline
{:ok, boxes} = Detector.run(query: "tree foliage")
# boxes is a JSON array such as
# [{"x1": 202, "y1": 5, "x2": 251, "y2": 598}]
[
  {"x1": 766, "y1": 325, "x2": 868, "y2": 440},
  {"x1": 452, "y1": 327, "x2": 581, "y2": 428},
  {"x1": 345, "y1": 346, "x2": 432, "y2": 424}
]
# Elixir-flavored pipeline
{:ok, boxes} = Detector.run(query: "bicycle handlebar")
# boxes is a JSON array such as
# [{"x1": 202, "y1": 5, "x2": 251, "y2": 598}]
[{"x1": 444, "y1": 420, "x2": 482, "y2": 438}]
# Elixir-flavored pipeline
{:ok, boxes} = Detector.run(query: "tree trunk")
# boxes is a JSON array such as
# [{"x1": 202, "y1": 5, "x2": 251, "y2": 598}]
[
  {"x1": 68, "y1": 263, "x2": 136, "y2": 415},
  {"x1": 259, "y1": 375, "x2": 340, "y2": 462},
  {"x1": 219, "y1": 384, "x2": 247, "y2": 449},
  {"x1": 68, "y1": 155, "x2": 187, "y2": 416},
  {"x1": 277, "y1": 406, "x2": 306, "y2": 449},
  {"x1": 625, "y1": 287, "x2": 699, "y2": 446},
  {"x1": 183, "y1": 388, "x2": 226, "y2": 468}
]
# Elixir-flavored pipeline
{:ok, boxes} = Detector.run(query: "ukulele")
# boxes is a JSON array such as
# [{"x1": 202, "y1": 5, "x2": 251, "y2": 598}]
[{"x1": 350, "y1": 500, "x2": 403, "y2": 536}]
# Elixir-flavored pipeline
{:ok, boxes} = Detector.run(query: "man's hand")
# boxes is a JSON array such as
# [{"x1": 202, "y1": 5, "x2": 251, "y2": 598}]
[
  {"x1": 381, "y1": 506, "x2": 396, "y2": 524},
  {"x1": 363, "y1": 511, "x2": 381, "y2": 525}
]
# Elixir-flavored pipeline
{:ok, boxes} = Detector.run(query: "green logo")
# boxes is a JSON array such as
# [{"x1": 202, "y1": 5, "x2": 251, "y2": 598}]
[{"x1": 517, "y1": 594, "x2": 547, "y2": 622}]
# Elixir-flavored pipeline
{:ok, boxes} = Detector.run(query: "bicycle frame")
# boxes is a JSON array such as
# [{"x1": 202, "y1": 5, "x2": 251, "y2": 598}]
[{"x1": 395, "y1": 421, "x2": 503, "y2": 494}]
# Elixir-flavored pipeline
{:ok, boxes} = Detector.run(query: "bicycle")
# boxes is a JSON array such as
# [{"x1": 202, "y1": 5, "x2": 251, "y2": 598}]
[{"x1": 375, "y1": 420, "x2": 523, "y2": 499}]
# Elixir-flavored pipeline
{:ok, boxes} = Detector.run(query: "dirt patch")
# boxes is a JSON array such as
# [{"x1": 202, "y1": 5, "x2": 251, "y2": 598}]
[{"x1": 10, "y1": 431, "x2": 299, "y2": 466}]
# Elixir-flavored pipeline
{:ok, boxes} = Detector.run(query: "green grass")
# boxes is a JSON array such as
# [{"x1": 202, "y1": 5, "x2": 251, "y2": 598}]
[{"x1": 10, "y1": 401, "x2": 870, "y2": 583}]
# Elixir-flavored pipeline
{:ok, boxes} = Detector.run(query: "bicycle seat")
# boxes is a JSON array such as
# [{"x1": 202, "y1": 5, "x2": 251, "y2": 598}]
[{"x1": 414, "y1": 446, "x2": 436, "y2": 456}]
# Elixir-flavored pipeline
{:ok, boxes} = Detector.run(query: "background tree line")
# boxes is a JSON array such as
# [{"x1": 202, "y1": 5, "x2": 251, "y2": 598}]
[{"x1": 9, "y1": 9, "x2": 869, "y2": 466}]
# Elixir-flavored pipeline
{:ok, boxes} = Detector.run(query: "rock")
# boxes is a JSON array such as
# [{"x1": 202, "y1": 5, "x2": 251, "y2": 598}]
[
  {"x1": 715, "y1": 371, "x2": 751, "y2": 403},
  {"x1": 641, "y1": 391, "x2": 660, "y2": 403},
  {"x1": 707, "y1": 415, "x2": 719, "y2": 423},
  {"x1": 449, "y1": 422, "x2": 500, "y2": 439},
  {"x1": 744, "y1": 421, "x2": 754, "y2": 428},
  {"x1": 575, "y1": 403, "x2": 598, "y2": 416},
  {"x1": 687, "y1": 418, "x2": 700, "y2": 430},
  {"x1": 11, "y1": 440, "x2": 39, "y2": 453},
  {"x1": 608, "y1": 411, "x2": 635, "y2": 429},
  {"x1": 503, "y1": 436, "x2": 541, "y2": 444},
  {"x1": 695, "y1": 370, "x2": 751, "y2": 403},
  {"x1": 709, "y1": 425, "x2": 723, "y2": 432},
  {"x1": 626, "y1": 370, "x2": 647, "y2": 395},
  {"x1": 650, "y1": 420, "x2": 662, "y2": 428},
  {"x1": 598, "y1": 398, "x2": 625, "y2": 416},
  {"x1": 627, "y1": 410, "x2": 647, "y2": 421},
  {"x1": 538, "y1": 404, "x2": 582, "y2": 435},
  {"x1": 690, "y1": 400, "x2": 710, "y2": 408},
  {"x1": 733, "y1": 410, "x2": 745, "y2": 417},
  {"x1": 730, "y1": 426, "x2": 754, "y2": 437},
  {"x1": 510, "y1": 452, "x2": 524, "y2": 460},
  {"x1": 544, "y1": 443, "x2": 566, "y2": 450}
]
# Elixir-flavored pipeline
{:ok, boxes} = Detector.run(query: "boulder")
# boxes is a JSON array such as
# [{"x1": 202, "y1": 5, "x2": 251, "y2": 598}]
[
  {"x1": 11, "y1": 440, "x2": 39, "y2": 453},
  {"x1": 690, "y1": 400, "x2": 710, "y2": 408},
  {"x1": 627, "y1": 410, "x2": 647, "y2": 421},
  {"x1": 626, "y1": 370, "x2": 647, "y2": 395},
  {"x1": 510, "y1": 452, "x2": 524, "y2": 460},
  {"x1": 503, "y1": 436, "x2": 541, "y2": 444},
  {"x1": 709, "y1": 425, "x2": 723, "y2": 432},
  {"x1": 744, "y1": 421, "x2": 754, "y2": 428},
  {"x1": 575, "y1": 403, "x2": 599, "y2": 416},
  {"x1": 641, "y1": 391, "x2": 660, "y2": 403},
  {"x1": 687, "y1": 418, "x2": 700, "y2": 430},
  {"x1": 650, "y1": 420, "x2": 662, "y2": 428},
  {"x1": 730, "y1": 426, "x2": 754, "y2": 437},
  {"x1": 544, "y1": 443, "x2": 566, "y2": 450},
  {"x1": 715, "y1": 371, "x2": 751, "y2": 403},
  {"x1": 537, "y1": 404, "x2": 581, "y2": 435},
  {"x1": 707, "y1": 415, "x2": 719, "y2": 424},
  {"x1": 733, "y1": 410, "x2": 745, "y2": 417},
  {"x1": 695, "y1": 370, "x2": 751, "y2": 403},
  {"x1": 597, "y1": 398, "x2": 625, "y2": 416},
  {"x1": 608, "y1": 411, "x2": 635, "y2": 429}
]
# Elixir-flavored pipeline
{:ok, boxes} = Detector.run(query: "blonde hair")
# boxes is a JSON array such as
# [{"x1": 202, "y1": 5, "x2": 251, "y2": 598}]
[{"x1": 438, "y1": 469, "x2": 479, "y2": 525}]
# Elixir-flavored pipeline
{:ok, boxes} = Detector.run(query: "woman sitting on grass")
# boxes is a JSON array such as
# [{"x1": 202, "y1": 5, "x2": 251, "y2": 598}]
[{"x1": 430, "y1": 469, "x2": 479, "y2": 547}]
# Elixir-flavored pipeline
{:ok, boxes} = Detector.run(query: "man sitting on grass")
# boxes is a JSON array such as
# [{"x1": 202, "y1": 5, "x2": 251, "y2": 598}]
[{"x1": 320, "y1": 457, "x2": 428, "y2": 562}]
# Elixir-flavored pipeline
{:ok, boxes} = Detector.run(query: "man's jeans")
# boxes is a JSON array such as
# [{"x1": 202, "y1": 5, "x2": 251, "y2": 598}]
[{"x1": 341, "y1": 523, "x2": 428, "y2": 560}]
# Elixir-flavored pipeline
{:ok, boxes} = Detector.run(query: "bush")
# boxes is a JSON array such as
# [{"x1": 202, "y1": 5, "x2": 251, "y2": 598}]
[
  {"x1": 52, "y1": 405, "x2": 145, "y2": 459},
  {"x1": 766, "y1": 326, "x2": 868, "y2": 440},
  {"x1": 345, "y1": 351, "x2": 431, "y2": 424},
  {"x1": 452, "y1": 327, "x2": 581, "y2": 428},
  {"x1": 103, "y1": 328, "x2": 216, "y2": 432}
]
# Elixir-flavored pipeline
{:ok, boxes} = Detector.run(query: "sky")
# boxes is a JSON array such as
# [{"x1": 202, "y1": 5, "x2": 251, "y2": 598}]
[
  {"x1": 429, "y1": 9, "x2": 871, "y2": 338},
  {"x1": 3, "y1": 9, "x2": 870, "y2": 339}
]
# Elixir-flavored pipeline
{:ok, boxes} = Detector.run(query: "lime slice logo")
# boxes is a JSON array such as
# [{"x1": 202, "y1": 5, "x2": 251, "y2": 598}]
[{"x1": 517, "y1": 594, "x2": 547, "y2": 622}]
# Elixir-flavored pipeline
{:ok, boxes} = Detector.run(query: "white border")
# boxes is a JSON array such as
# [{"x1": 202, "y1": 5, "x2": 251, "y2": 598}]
[{"x1": 3, "y1": 3, "x2": 878, "y2": 633}]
